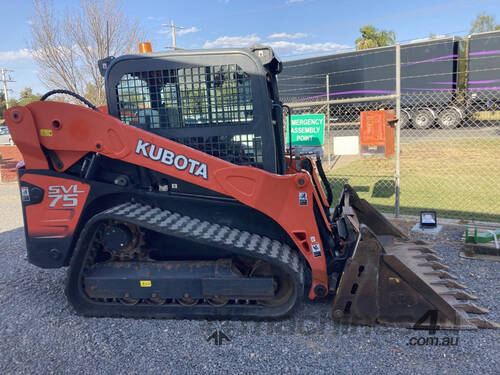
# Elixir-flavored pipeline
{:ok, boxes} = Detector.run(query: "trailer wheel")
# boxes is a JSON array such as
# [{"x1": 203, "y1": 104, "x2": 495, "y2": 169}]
[
  {"x1": 437, "y1": 108, "x2": 461, "y2": 129},
  {"x1": 400, "y1": 110, "x2": 411, "y2": 128},
  {"x1": 412, "y1": 109, "x2": 434, "y2": 129}
]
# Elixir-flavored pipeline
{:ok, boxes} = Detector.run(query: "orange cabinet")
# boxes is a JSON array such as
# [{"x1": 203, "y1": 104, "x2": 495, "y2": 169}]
[{"x1": 360, "y1": 110, "x2": 395, "y2": 157}]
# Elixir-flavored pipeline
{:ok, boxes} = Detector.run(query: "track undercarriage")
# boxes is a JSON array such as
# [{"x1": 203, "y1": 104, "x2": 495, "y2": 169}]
[{"x1": 66, "y1": 202, "x2": 304, "y2": 319}]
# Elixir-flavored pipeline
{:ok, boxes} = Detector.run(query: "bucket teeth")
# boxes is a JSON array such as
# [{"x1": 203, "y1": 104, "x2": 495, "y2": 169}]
[
  {"x1": 408, "y1": 246, "x2": 437, "y2": 254},
  {"x1": 441, "y1": 291, "x2": 478, "y2": 300},
  {"x1": 331, "y1": 191, "x2": 499, "y2": 330},
  {"x1": 468, "y1": 318, "x2": 500, "y2": 329},
  {"x1": 413, "y1": 254, "x2": 443, "y2": 261},
  {"x1": 431, "y1": 280, "x2": 468, "y2": 289},
  {"x1": 414, "y1": 240, "x2": 431, "y2": 245},
  {"x1": 424, "y1": 270, "x2": 458, "y2": 279},
  {"x1": 419, "y1": 261, "x2": 449, "y2": 271},
  {"x1": 454, "y1": 303, "x2": 488, "y2": 314}
]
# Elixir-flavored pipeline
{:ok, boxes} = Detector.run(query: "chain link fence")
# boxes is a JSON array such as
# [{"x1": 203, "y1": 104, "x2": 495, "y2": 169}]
[
  {"x1": 279, "y1": 32, "x2": 500, "y2": 223},
  {"x1": 397, "y1": 89, "x2": 500, "y2": 221},
  {"x1": 283, "y1": 89, "x2": 500, "y2": 222}
]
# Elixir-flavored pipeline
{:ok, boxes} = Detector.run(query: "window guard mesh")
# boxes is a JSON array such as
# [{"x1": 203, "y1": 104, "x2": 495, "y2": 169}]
[{"x1": 116, "y1": 64, "x2": 253, "y2": 128}]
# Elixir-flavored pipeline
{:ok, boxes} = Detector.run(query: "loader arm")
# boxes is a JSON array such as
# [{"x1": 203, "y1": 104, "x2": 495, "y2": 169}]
[{"x1": 5, "y1": 102, "x2": 331, "y2": 299}]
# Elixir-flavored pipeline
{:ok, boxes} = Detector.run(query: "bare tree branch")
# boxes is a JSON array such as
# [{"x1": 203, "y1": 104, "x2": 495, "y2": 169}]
[{"x1": 30, "y1": 0, "x2": 145, "y2": 106}]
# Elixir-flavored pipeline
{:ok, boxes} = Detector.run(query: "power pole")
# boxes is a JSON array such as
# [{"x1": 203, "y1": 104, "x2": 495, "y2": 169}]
[
  {"x1": 162, "y1": 20, "x2": 184, "y2": 50},
  {"x1": 1, "y1": 68, "x2": 15, "y2": 109}
]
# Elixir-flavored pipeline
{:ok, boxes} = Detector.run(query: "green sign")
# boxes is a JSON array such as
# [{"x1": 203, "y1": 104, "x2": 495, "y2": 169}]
[{"x1": 286, "y1": 114, "x2": 325, "y2": 146}]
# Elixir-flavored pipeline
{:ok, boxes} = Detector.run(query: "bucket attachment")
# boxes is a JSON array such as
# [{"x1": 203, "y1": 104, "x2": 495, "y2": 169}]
[{"x1": 332, "y1": 186, "x2": 498, "y2": 329}]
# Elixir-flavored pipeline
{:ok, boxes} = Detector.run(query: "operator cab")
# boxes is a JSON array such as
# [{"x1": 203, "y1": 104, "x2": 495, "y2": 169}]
[{"x1": 100, "y1": 45, "x2": 286, "y2": 174}]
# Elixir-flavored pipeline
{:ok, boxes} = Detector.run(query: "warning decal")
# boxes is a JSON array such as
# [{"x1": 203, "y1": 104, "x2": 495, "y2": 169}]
[
  {"x1": 312, "y1": 244, "x2": 322, "y2": 257},
  {"x1": 299, "y1": 192, "x2": 308, "y2": 206}
]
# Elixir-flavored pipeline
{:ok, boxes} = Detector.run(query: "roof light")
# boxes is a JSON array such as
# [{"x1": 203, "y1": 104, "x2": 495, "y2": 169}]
[{"x1": 139, "y1": 42, "x2": 152, "y2": 54}]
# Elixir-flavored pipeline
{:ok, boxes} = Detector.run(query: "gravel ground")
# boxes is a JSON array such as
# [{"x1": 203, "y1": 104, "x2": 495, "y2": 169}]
[{"x1": 0, "y1": 182, "x2": 498, "y2": 375}]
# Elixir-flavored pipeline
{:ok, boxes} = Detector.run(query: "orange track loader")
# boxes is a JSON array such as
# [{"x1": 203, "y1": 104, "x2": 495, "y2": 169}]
[{"x1": 4, "y1": 45, "x2": 497, "y2": 328}]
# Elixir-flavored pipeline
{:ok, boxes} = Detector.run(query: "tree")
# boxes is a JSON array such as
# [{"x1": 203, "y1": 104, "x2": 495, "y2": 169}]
[
  {"x1": 7, "y1": 98, "x2": 18, "y2": 108},
  {"x1": 355, "y1": 25, "x2": 396, "y2": 51},
  {"x1": 30, "y1": 0, "x2": 145, "y2": 106},
  {"x1": 0, "y1": 93, "x2": 6, "y2": 121},
  {"x1": 18, "y1": 87, "x2": 42, "y2": 106},
  {"x1": 0, "y1": 93, "x2": 19, "y2": 119},
  {"x1": 470, "y1": 12, "x2": 499, "y2": 33},
  {"x1": 0, "y1": 87, "x2": 42, "y2": 120}
]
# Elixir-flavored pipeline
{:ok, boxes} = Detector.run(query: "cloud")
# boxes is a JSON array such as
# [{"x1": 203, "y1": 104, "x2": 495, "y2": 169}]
[
  {"x1": 0, "y1": 48, "x2": 33, "y2": 63},
  {"x1": 203, "y1": 34, "x2": 261, "y2": 48},
  {"x1": 268, "y1": 41, "x2": 351, "y2": 56},
  {"x1": 177, "y1": 26, "x2": 201, "y2": 36},
  {"x1": 202, "y1": 34, "x2": 351, "y2": 57},
  {"x1": 268, "y1": 32, "x2": 308, "y2": 39}
]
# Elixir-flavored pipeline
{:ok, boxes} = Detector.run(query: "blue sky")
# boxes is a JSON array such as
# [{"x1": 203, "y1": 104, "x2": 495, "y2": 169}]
[{"x1": 1, "y1": 0, "x2": 500, "y2": 98}]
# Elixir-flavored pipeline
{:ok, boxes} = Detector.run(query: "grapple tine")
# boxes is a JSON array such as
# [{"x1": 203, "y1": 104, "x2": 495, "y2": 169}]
[
  {"x1": 441, "y1": 291, "x2": 478, "y2": 300},
  {"x1": 431, "y1": 280, "x2": 468, "y2": 289},
  {"x1": 454, "y1": 303, "x2": 489, "y2": 314}
]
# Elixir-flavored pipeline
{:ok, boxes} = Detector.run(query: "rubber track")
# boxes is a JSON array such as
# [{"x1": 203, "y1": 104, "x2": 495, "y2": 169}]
[{"x1": 66, "y1": 202, "x2": 304, "y2": 319}]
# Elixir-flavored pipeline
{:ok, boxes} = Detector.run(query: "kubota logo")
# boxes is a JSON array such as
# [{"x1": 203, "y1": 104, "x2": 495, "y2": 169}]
[
  {"x1": 47, "y1": 185, "x2": 85, "y2": 207},
  {"x1": 135, "y1": 139, "x2": 208, "y2": 180}
]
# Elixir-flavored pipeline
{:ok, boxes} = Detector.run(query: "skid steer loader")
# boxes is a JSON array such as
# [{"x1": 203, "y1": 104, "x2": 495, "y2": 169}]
[{"x1": 4, "y1": 44, "x2": 497, "y2": 329}]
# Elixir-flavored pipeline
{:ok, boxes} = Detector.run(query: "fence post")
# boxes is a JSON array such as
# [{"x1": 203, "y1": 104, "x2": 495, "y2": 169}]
[
  {"x1": 395, "y1": 43, "x2": 401, "y2": 217},
  {"x1": 326, "y1": 74, "x2": 331, "y2": 167},
  {"x1": 326, "y1": 74, "x2": 330, "y2": 123}
]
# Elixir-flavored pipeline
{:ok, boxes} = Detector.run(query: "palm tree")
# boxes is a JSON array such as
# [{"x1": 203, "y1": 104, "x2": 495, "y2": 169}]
[{"x1": 355, "y1": 26, "x2": 396, "y2": 50}]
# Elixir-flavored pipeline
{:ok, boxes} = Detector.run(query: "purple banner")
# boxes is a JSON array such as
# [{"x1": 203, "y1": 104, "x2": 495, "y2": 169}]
[
  {"x1": 297, "y1": 87, "x2": 460, "y2": 101},
  {"x1": 404, "y1": 88, "x2": 455, "y2": 91},
  {"x1": 469, "y1": 79, "x2": 500, "y2": 85},
  {"x1": 469, "y1": 50, "x2": 500, "y2": 56},
  {"x1": 468, "y1": 86, "x2": 500, "y2": 91}
]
